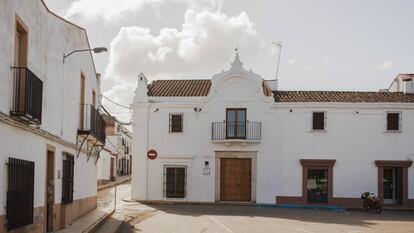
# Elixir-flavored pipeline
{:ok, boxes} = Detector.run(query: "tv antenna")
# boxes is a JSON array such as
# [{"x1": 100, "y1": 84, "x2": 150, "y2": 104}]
[{"x1": 272, "y1": 41, "x2": 283, "y2": 81}]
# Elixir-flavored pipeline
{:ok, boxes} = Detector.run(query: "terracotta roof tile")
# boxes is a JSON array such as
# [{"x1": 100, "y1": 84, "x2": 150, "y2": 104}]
[
  {"x1": 273, "y1": 91, "x2": 414, "y2": 103},
  {"x1": 147, "y1": 79, "x2": 211, "y2": 97}
]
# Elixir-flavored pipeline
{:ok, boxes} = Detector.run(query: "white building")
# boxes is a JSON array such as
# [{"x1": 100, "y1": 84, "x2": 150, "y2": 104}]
[
  {"x1": 98, "y1": 115, "x2": 132, "y2": 182},
  {"x1": 0, "y1": 0, "x2": 105, "y2": 232},
  {"x1": 132, "y1": 53, "x2": 414, "y2": 208}
]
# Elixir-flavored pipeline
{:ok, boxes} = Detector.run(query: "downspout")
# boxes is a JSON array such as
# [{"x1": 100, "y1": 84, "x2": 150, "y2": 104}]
[{"x1": 145, "y1": 102, "x2": 152, "y2": 200}]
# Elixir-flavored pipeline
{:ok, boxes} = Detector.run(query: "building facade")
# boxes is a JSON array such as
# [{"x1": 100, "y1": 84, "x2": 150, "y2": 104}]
[
  {"x1": 98, "y1": 115, "x2": 132, "y2": 183},
  {"x1": 132, "y1": 54, "x2": 414, "y2": 208},
  {"x1": 0, "y1": 0, "x2": 105, "y2": 232}
]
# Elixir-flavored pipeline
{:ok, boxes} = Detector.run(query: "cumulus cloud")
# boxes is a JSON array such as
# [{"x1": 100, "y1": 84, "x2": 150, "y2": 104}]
[
  {"x1": 65, "y1": 0, "x2": 222, "y2": 22},
  {"x1": 104, "y1": 9, "x2": 268, "y2": 83},
  {"x1": 102, "y1": 83, "x2": 135, "y2": 124}
]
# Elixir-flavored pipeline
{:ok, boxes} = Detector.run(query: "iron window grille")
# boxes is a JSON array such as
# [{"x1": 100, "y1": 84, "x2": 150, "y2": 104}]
[
  {"x1": 312, "y1": 111, "x2": 326, "y2": 131},
  {"x1": 62, "y1": 153, "x2": 74, "y2": 204},
  {"x1": 6, "y1": 157, "x2": 35, "y2": 231},
  {"x1": 169, "y1": 113, "x2": 183, "y2": 133},
  {"x1": 163, "y1": 165, "x2": 187, "y2": 198},
  {"x1": 386, "y1": 112, "x2": 402, "y2": 132}
]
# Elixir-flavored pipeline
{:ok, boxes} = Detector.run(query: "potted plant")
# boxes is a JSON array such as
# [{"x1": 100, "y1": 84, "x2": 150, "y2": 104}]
[{"x1": 361, "y1": 192, "x2": 382, "y2": 214}]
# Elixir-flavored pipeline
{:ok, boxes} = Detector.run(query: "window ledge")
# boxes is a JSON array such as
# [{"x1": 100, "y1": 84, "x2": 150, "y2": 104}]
[
  {"x1": 384, "y1": 130, "x2": 402, "y2": 134},
  {"x1": 309, "y1": 130, "x2": 327, "y2": 133}
]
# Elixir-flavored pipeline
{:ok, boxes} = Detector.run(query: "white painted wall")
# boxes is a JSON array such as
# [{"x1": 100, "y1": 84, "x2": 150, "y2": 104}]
[
  {"x1": 0, "y1": 122, "x2": 97, "y2": 216},
  {"x1": 0, "y1": 0, "x2": 99, "y2": 143},
  {"x1": 0, "y1": 0, "x2": 99, "y2": 215},
  {"x1": 132, "y1": 56, "x2": 414, "y2": 204}
]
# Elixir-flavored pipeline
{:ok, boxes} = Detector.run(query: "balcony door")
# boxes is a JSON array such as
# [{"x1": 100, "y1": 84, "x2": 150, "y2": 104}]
[{"x1": 226, "y1": 108, "x2": 246, "y2": 139}]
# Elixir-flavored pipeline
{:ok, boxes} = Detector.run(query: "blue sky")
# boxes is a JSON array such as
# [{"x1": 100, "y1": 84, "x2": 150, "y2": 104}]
[{"x1": 44, "y1": 0, "x2": 414, "y2": 120}]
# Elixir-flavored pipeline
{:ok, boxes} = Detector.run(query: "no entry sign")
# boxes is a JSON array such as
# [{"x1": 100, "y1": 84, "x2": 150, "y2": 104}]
[{"x1": 147, "y1": 149, "x2": 157, "y2": 160}]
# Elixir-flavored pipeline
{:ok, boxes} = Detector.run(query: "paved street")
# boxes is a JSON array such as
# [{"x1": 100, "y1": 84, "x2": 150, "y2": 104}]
[{"x1": 96, "y1": 182, "x2": 414, "y2": 233}]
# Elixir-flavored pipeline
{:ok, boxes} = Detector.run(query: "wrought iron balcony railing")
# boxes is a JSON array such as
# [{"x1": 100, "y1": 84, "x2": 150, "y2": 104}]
[
  {"x1": 211, "y1": 121, "x2": 261, "y2": 141},
  {"x1": 10, "y1": 67, "x2": 43, "y2": 124},
  {"x1": 78, "y1": 104, "x2": 106, "y2": 144}
]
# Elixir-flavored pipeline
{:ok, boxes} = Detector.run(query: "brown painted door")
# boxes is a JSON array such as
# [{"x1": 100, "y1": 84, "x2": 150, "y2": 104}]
[
  {"x1": 220, "y1": 158, "x2": 251, "y2": 202},
  {"x1": 46, "y1": 150, "x2": 55, "y2": 232}
]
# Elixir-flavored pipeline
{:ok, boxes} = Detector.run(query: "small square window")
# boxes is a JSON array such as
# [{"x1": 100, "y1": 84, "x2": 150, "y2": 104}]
[
  {"x1": 312, "y1": 112, "x2": 326, "y2": 131},
  {"x1": 169, "y1": 113, "x2": 183, "y2": 133},
  {"x1": 386, "y1": 112, "x2": 401, "y2": 131}
]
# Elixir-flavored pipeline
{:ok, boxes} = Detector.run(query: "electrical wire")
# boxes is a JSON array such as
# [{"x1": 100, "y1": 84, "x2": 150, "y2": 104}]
[
  {"x1": 101, "y1": 95, "x2": 131, "y2": 109},
  {"x1": 101, "y1": 104, "x2": 132, "y2": 125}
]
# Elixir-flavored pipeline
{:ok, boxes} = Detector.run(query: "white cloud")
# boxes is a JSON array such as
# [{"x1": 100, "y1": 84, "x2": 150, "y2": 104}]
[
  {"x1": 102, "y1": 83, "x2": 135, "y2": 124},
  {"x1": 286, "y1": 58, "x2": 296, "y2": 66},
  {"x1": 104, "y1": 9, "x2": 268, "y2": 83},
  {"x1": 380, "y1": 60, "x2": 393, "y2": 70},
  {"x1": 322, "y1": 56, "x2": 332, "y2": 64},
  {"x1": 65, "y1": 0, "x2": 222, "y2": 22}
]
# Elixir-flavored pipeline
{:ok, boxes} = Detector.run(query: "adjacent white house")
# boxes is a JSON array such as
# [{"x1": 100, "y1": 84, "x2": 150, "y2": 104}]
[
  {"x1": 98, "y1": 115, "x2": 132, "y2": 183},
  {"x1": 0, "y1": 0, "x2": 106, "y2": 232},
  {"x1": 131, "y1": 53, "x2": 414, "y2": 208}
]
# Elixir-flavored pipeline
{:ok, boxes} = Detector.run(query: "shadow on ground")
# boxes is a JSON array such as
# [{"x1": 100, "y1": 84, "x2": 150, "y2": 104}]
[{"x1": 142, "y1": 203, "x2": 414, "y2": 228}]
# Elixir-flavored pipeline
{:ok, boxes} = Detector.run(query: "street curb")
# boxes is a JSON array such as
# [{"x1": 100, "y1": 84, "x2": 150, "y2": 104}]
[
  {"x1": 83, "y1": 209, "x2": 115, "y2": 233},
  {"x1": 97, "y1": 178, "x2": 131, "y2": 191}
]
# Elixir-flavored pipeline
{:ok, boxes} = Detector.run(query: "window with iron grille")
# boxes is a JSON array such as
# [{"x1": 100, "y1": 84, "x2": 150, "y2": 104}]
[
  {"x1": 312, "y1": 112, "x2": 326, "y2": 131},
  {"x1": 387, "y1": 112, "x2": 401, "y2": 131},
  {"x1": 169, "y1": 113, "x2": 183, "y2": 133},
  {"x1": 6, "y1": 157, "x2": 35, "y2": 231},
  {"x1": 62, "y1": 153, "x2": 74, "y2": 204},
  {"x1": 163, "y1": 165, "x2": 187, "y2": 198}
]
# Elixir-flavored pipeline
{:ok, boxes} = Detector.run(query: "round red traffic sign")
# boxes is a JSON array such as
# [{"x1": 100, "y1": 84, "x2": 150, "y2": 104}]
[{"x1": 147, "y1": 149, "x2": 157, "y2": 160}]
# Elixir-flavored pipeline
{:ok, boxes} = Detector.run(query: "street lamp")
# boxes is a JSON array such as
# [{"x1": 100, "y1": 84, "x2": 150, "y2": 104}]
[{"x1": 63, "y1": 47, "x2": 108, "y2": 63}]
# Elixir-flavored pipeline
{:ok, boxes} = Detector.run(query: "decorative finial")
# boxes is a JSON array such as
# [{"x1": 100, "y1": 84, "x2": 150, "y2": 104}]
[{"x1": 231, "y1": 46, "x2": 243, "y2": 69}]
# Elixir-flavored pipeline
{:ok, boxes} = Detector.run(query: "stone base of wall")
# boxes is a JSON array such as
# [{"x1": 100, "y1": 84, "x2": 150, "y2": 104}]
[
  {"x1": 276, "y1": 196, "x2": 362, "y2": 208},
  {"x1": 0, "y1": 206, "x2": 46, "y2": 233},
  {"x1": 0, "y1": 196, "x2": 97, "y2": 232},
  {"x1": 60, "y1": 196, "x2": 97, "y2": 228},
  {"x1": 277, "y1": 196, "x2": 414, "y2": 208}
]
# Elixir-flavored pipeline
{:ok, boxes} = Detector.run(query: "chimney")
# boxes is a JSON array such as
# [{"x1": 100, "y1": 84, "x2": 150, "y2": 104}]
[
  {"x1": 267, "y1": 79, "x2": 278, "y2": 91},
  {"x1": 133, "y1": 72, "x2": 149, "y2": 103},
  {"x1": 403, "y1": 78, "x2": 414, "y2": 94}
]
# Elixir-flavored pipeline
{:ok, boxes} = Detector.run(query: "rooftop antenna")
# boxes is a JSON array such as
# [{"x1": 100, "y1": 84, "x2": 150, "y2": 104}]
[{"x1": 272, "y1": 41, "x2": 283, "y2": 81}]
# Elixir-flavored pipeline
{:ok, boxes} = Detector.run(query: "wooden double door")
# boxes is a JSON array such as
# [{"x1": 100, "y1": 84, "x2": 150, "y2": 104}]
[{"x1": 220, "y1": 158, "x2": 252, "y2": 202}]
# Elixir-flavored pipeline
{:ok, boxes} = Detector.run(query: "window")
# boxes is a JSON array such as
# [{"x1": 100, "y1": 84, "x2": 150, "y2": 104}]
[
  {"x1": 387, "y1": 112, "x2": 401, "y2": 131},
  {"x1": 226, "y1": 108, "x2": 246, "y2": 139},
  {"x1": 164, "y1": 165, "x2": 186, "y2": 198},
  {"x1": 62, "y1": 153, "x2": 74, "y2": 204},
  {"x1": 312, "y1": 112, "x2": 326, "y2": 131},
  {"x1": 6, "y1": 157, "x2": 35, "y2": 231},
  {"x1": 169, "y1": 113, "x2": 183, "y2": 132}
]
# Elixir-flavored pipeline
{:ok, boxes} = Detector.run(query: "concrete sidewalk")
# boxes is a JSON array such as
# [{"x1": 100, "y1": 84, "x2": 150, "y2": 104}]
[
  {"x1": 98, "y1": 175, "x2": 131, "y2": 191},
  {"x1": 55, "y1": 177, "x2": 131, "y2": 233},
  {"x1": 55, "y1": 208, "x2": 114, "y2": 233}
]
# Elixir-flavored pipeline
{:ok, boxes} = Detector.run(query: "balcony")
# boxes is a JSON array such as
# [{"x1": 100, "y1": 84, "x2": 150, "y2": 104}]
[
  {"x1": 211, "y1": 121, "x2": 261, "y2": 143},
  {"x1": 10, "y1": 67, "x2": 43, "y2": 124},
  {"x1": 78, "y1": 104, "x2": 106, "y2": 145}
]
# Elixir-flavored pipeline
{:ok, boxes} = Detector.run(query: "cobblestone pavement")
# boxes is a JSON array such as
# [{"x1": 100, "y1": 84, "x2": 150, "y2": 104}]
[{"x1": 96, "y1": 183, "x2": 414, "y2": 233}]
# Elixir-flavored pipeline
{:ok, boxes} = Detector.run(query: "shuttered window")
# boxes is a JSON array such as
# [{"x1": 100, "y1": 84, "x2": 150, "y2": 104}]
[
  {"x1": 169, "y1": 113, "x2": 183, "y2": 133},
  {"x1": 6, "y1": 157, "x2": 35, "y2": 231},
  {"x1": 387, "y1": 112, "x2": 401, "y2": 131},
  {"x1": 312, "y1": 112, "x2": 326, "y2": 130},
  {"x1": 62, "y1": 153, "x2": 74, "y2": 204},
  {"x1": 164, "y1": 165, "x2": 186, "y2": 198}
]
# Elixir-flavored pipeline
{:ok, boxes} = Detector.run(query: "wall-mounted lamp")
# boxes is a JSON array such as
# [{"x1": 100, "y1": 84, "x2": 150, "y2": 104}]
[{"x1": 63, "y1": 47, "x2": 108, "y2": 63}]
